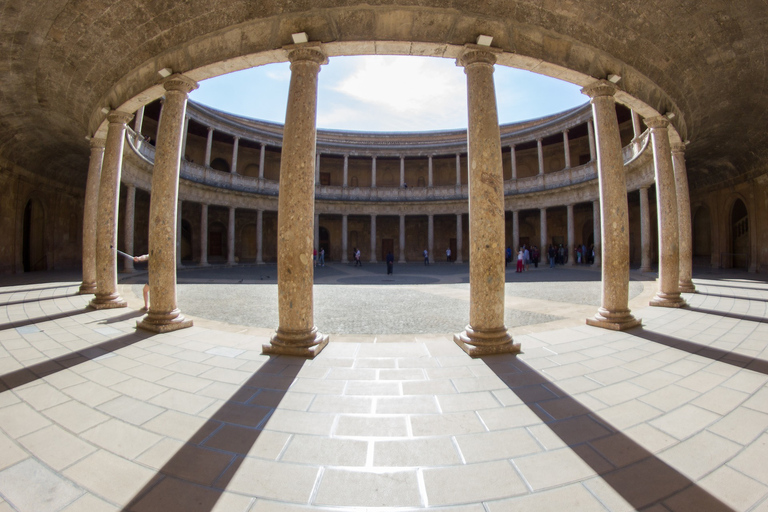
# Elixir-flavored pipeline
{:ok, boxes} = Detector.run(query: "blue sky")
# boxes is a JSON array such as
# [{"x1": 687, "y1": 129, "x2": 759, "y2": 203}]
[{"x1": 190, "y1": 55, "x2": 587, "y2": 132}]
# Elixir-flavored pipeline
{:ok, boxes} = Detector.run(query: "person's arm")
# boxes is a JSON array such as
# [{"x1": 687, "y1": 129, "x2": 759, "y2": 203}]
[{"x1": 134, "y1": 254, "x2": 149, "y2": 263}]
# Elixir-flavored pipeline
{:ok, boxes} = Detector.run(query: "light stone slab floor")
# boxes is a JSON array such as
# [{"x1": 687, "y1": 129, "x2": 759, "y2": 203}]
[{"x1": 0, "y1": 266, "x2": 767, "y2": 511}]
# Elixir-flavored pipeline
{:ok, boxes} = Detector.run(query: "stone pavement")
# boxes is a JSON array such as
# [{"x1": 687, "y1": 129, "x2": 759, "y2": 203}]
[{"x1": 0, "y1": 265, "x2": 767, "y2": 511}]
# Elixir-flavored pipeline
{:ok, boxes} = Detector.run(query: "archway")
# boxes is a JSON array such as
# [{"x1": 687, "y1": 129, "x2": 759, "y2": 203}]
[
  {"x1": 319, "y1": 226, "x2": 330, "y2": 261},
  {"x1": 211, "y1": 157, "x2": 230, "y2": 173},
  {"x1": 731, "y1": 199, "x2": 749, "y2": 270},
  {"x1": 181, "y1": 219, "x2": 193, "y2": 262},
  {"x1": 22, "y1": 198, "x2": 46, "y2": 272},
  {"x1": 208, "y1": 221, "x2": 226, "y2": 261}
]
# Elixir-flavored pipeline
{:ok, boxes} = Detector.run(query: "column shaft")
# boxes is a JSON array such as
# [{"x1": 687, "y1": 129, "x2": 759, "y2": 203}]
[
  {"x1": 510, "y1": 145, "x2": 517, "y2": 179},
  {"x1": 587, "y1": 119, "x2": 596, "y2": 162},
  {"x1": 90, "y1": 112, "x2": 132, "y2": 309},
  {"x1": 371, "y1": 156, "x2": 377, "y2": 188},
  {"x1": 428, "y1": 214, "x2": 434, "y2": 263},
  {"x1": 540, "y1": 208, "x2": 547, "y2": 251},
  {"x1": 563, "y1": 130, "x2": 571, "y2": 169},
  {"x1": 592, "y1": 200, "x2": 601, "y2": 266},
  {"x1": 455, "y1": 154, "x2": 461, "y2": 186},
  {"x1": 453, "y1": 45, "x2": 517, "y2": 356},
  {"x1": 231, "y1": 136, "x2": 239, "y2": 174},
  {"x1": 137, "y1": 75, "x2": 198, "y2": 332},
  {"x1": 672, "y1": 144, "x2": 695, "y2": 292},
  {"x1": 428, "y1": 155, "x2": 433, "y2": 187},
  {"x1": 227, "y1": 206, "x2": 236, "y2": 265},
  {"x1": 204, "y1": 127, "x2": 213, "y2": 167},
  {"x1": 259, "y1": 144, "x2": 266, "y2": 179},
  {"x1": 400, "y1": 156, "x2": 405, "y2": 187},
  {"x1": 648, "y1": 116, "x2": 686, "y2": 307},
  {"x1": 341, "y1": 214, "x2": 349, "y2": 263},
  {"x1": 582, "y1": 81, "x2": 640, "y2": 330},
  {"x1": 537, "y1": 138, "x2": 544, "y2": 175},
  {"x1": 343, "y1": 154, "x2": 349, "y2": 188},
  {"x1": 456, "y1": 213, "x2": 464, "y2": 263},
  {"x1": 512, "y1": 210, "x2": 519, "y2": 251},
  {"x1": 256, "y1": 210, "x2": 264, "y2": 264},
  {"x1": 264, "y1": 43, "x2": 329, "y2": 358},
  {"x1": 639, "y1": 187, "x2": 652, "y2": 271},
  {"x1": 123, "y1": 184, "x2": 136, "y2": 273},
  {"x1": 79, "y1": 138, "x2": 105, "y2": 294}
]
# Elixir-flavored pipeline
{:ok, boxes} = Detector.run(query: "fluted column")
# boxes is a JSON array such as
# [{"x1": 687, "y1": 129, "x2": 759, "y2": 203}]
[
  {"x1": 453, "y1": 43, "x2": 518, "y2": 356},
  {"x1": 123, "y1": 184, "x2": 136, "y2": 273},
  {"x1": 227, "y1": 206, "x2": 236, "y2": 266},
  {"x1": 592, "y1": 200, "x2": 601, "y2": 266},
  {"x1": 512, "y1": 210, "x2": 519, "y2": 252},
  {"x1": 671, "y1": 143, "x2": 695, "y2": 292},
  {"x1": 204, "y1": 127, "x2": 213, "y2": 167},
  {"x1": 510, "y1": 145, "x2": 517, "y2": 180},
  {"x1": 341, "y1": 214, "x2": 349, "y2": 263},
  {"x1": 639, "y1": 186, "x2": 652, "y2": 272},
  {"x1": 89, "y1": 111, "x2": 132, "y2": 309},
  {"x1": 371, "y1": 156, "x2": 377, "y2": 188},
  {"x1": 582, "y1": 81, "x2": 640, "y2": 330},
  {"x1": 428, "y1": 214, "x2": 434, "y2": 263},
  {"x1": 137, "y1": 74, "x2": 197, "y2": 333},
  {"x1": 370, "y1": 214, "x2": 377, "y2": 263},
  {"x1": 563, "y1": 130, "x2": 571, "y2": 169},
  {"x1": 263, "y1": 41, "x2": 329, "y2": 358},
  {"x1": 231, "y1": 136, "x2": 239, "y2": 174},
  {"x1": 79, "y1": 138, "x2": 105, "y2": 294},
  {"x1": 199, "y1": 204, "x2": 209, "y2": 266},
  {"x1": 567, "y1": 204, "x2": 575, "y2": 266},
  {"x1": 540, "y1": 208, "x2": 548, "y2": 252},
  {"x1": 256, "y1": 209, "x2": 264, "y2": 264},
  {"x1": 456, "y1": 213, "x2": 464, "y2": 263},
  {"x1": 399, "y1": 214, "x2": 406, "y2": 263},
  {"x1": 648, "y1": 116, "x2": 686, "y2": 308}
]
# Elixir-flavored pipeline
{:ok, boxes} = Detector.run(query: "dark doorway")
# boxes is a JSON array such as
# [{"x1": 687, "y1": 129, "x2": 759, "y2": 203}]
[
  {"x1": 23, "y1": 199, "x2": 46, "y2": 272},
  {"x1": 381, "y1": 238, "x2": 394, "y2": 262},
  {"x1": 731, "y1": 199, "x2": 749, "y2": 269},
  {"x1": 319, "y1": 226, "x2": 330, "y2": 260},
  {"x1": 449, "y1": 238, "x2": 457, "y2": 262}
]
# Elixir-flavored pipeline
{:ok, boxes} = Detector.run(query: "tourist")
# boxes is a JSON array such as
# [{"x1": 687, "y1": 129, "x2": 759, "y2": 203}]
[
  {"x1": 133, "y1": 254, "x2": 150, "y2": 310},
  {"x1": 516, "y1": 248, "x2": 524, "y2": 273},
  {"x1": 423, "y1": 249, "x2": 429, "y2": 265},
  {"x1": 446, "y1": 247, "x2": 451, "y2": 262},
  {"x1": 505, "y1": 246, "x2": 512, "y2": 267},
  {"x1": 319, "y1": 248, "x2": 325, "y2": 266},
  {"x1": 532, "y1": 245, "x2": 540, "y2": 268},
  {"x1": 313, "y1": 248, "x2": 317, "y2": 267},
  {"x1": 386, "y1": 250, "x2": 394, "y2": 274},
  {"x1": 356, "y1": 248, "x2": 362, "y2": 266},
  {"x1": 523, "y1": 246, "x2": 530, "y2": 271}
]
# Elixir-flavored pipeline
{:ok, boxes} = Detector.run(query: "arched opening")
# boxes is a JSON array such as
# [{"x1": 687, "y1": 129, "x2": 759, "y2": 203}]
[
  {"x1": 208, "y1": 221, "x2": 226, "y2": 262},
  {"x1": 181, "y1": 219, "x2": 193, "y2": 263},
  {"x1": 692, "y1": 205, "x2": 711, "y2": 266},
  {"x1": 731, "y1": 199, "x2": 749, "y2": 270},
  {"x1": 241, "y1": 223, "x2": 258, "y2": 261},
  {"x1": 210, "y1": 157, "x2": 230, "y2": 173},
  {"x1": 22, "y1": 198, "x2": 46, "y2": 272}
]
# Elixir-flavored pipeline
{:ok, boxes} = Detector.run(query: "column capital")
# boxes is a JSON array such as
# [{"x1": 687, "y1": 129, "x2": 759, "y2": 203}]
[
  {"x1": 161, "y1": 74, "x2": 198, "y2": 94},
  {"x1": 670, "y1": 141, "x2": 686, "y2": 153},
  {"x1": 89, "y1": 137, "x2": 106, "y2": 149},
  {"x1": 645, "y1": 115, "x2": 670, "y2": 129},
  {"x1": 457, "y1": 44, "x2": 501, "y2": 69},
  {"x1": 285, "y1": 42, "x2": 328, "y2": 65},
  {"x1": 107, "y1": 110, "x2": 133, "y2": 125},
  {"x1": 580, "y1": 80, "x2": 619, "y2": 99}
]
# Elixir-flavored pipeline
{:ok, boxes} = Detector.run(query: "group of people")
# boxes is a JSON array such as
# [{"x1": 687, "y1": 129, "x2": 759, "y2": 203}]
[
  {"x1": 508, "y1": 245, "x2": 540, "y2": 273},
  {"x1": 507, "y1": 242, "x2": 597, "y2": 272},
  {"x1": 312, "y1": 248, "x2": 326, "y2": 267}
]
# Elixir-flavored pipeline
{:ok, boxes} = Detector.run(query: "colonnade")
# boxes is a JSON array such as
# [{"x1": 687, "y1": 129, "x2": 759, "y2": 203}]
[{"x1": 80, "y1": 39, "x2": 696, "y2": 359}]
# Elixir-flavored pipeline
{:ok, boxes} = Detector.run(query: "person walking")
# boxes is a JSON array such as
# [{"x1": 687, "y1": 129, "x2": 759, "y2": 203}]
[
  {"x1": 386, "y1": 250, "x2": 394, "y2": 275},
  {"x1": 516, "y1": 248, "x2": 524, "y2": 273},
  {"x1": 319, "y1": 248, "x2": 325, "y2": 266},
  {"x1": 446, "y1": 247, "x2": 451, "y2": 262},
  {"x1": 423, "y1": 249, "x2": 429, "y2": 266}
]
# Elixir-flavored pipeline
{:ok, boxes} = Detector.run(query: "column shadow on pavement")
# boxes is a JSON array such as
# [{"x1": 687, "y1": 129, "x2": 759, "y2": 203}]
[{"x1": 482, "y1": 354, "x2": 734, "y2": 511}]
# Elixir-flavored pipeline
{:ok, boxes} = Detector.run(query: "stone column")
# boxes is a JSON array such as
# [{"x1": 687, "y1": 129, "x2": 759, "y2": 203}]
[
  {"x1": 200, "y1": 204, "x2": 209, "y2": 266},
  {"x1": 428, "y1": 214, "x2": 434, "y2": 263},
  {"x1": 256, "y1": 209, "x2": 264, "y2": 264},
  {"x1": 671, "y1": 143, "x2": 695, "y2": 292},
  {"x1": 181, "y1": 117, "x2": 190, "y2": 159},
  {"x1": 587, "y1": 119, "x2": 596, "y2": 162},
  {"x1": 371, "y1": 156, "x2": 377, "y2": 188},
  {"x1": 592, "y1": 200, "x2": 602, "y2": 266},
  {"x1": 315, "y1": 152, "x2": 321, "y2": 183},
  {"x1": 631, "y1": 109, "x2": 643, "y2": 154},
  {"x1": 137, "y1": 75, "x2": 197, "y2": 333},
  {"x1": 227, "y1": 206, "x2": 236, "y2": 266},
  {"x1": 79, "y1": 138, "x2": 105, "y2": 294},
  {"x1": 231, "y1": 136, "x2": 239, "y2": 174},
  {"x1": 454, "y1": 44, "x2": 518, "y2": 356},
  {"x1": 399, "y1": 214, "x2": 406, "y2": 263},
  {"x1": 581, "y1": 81, "x2": 640, "y2": 330},
  {"x1": 456, "y1": 213, "x2": 464, "y2": 263},
  {"x1": 428, "y1": 155, "x2": 434, "y2": 187},
  {"x1": 343, "y1": 153, "x2": 349, "y2": 188},
  {"x1": 314, "y1": 213, "x2": 320, "y2": 252},
  {"x1": 263, "y1": 41, "x2": 328, "y2": 358},
  {"x1": 638, "y1": 186, "x2": 652, "y2": 272},
  {"x1": 540, "y1": 208, "x2": 548, "y2": 252},
  {"x1": 123, "y1": 184, "x2": 136, "y2": 273},
  {"x1": 204, "y1": 127, "x2": 213, "y2": 167},
  {"x1": 400, "y1": 156, "x2": 405, "y2": 187},
  {"x1": 134, "y1": 106, "x2": 145, "y2": 136},
  {"x1": 176, "y1": 200, "x2": 183, "y2": 268},
  {"x1": 648, "y1": 116, "x2": 686, "y2": 308},
  {"x1": 89, "y1": 111, "x2": 132, "y2": 310},
  {"x1": 455, "y1": 153, "x2": 461, "y2": 186},
  {"x1": 563, "y1": 130, "x2": 571, "y2": 169},
  {"x1": 537, "y1": 138, "x2": 544, "y2": 175},
  {"x1": 512, "y1": 210, "x2": 519, "y2": 251},
  {"x1": 510, "y1": 145, "x2": 517, "y2": 180},
  {"x1": 567, "y1": 204, "x2": 575, "y2": 266},
  {"x1": 370, "y1": 214, "x2": 377, "y2": 263},
  {"x1": 341, "y1": 214, "x2": 349, "y2": 263},
  {"x1": 259, "y1": 144, "x2": 266, "y2": 180}
]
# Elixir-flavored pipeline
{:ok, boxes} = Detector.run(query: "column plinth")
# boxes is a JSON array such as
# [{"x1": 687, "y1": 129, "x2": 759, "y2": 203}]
[
  {"x1": 262, "y1": 42, "x2": 329, "y2": 359},
  {"x1": 90, "y1": 111, "x2": 132, "y2": 310},
  {"x1": 647, "y1": 116, "x2": 687, "y2": 308},
  {"x1": 137, "y1": 74, "x2": 198, "y2": 334},
  {"x1": 581, "y1": 80, "x2": 640, "y2": 330},
  {"x1": 453, "y1": 44, "x2": 519, "y2": 357}
]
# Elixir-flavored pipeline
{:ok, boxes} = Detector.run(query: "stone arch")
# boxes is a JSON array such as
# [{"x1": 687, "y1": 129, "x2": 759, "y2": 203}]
[
  {"x1": 241, "y1": 163, "x2": 260, "y2": 178},
  {"x1": 22, "y1": 197, "x2": 46, "y2": 272},
  {"x1": 211, "y1": 157, "x2": 230, "y2": 173}
]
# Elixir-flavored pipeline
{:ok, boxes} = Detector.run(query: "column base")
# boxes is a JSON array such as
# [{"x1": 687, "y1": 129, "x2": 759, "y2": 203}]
[
  {"x1": 679, "y1": 280, "x2": 696, "y2": 293},
  {"x1": 137, "y1": 309, "x2": 193, "y2": 333},
  {"x1": 649, "y1": 292, "x2": 687, "y2": 308},
  {"x1": 453, "y1": 325, "x2": 520, "y2": 358},
  {"x1": 263, "y1": 327, "x2": 329, "y2": 359},
  {"x1": 78, "y1": 282, "x2": 97, "y2": 295},
  {"x1": 638, "y1": 266, "x2": 652, "y2": 273},
  {"x1": 586, "y1": 308, "x2": 642, "y2": 331},
  {"x1": 89, "y1": 293, "x2": 127, "y2": 309}
]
